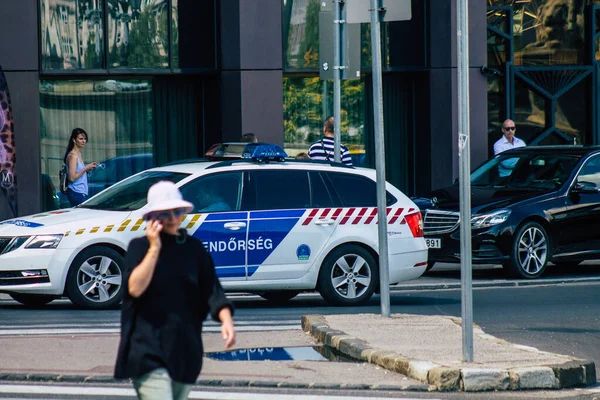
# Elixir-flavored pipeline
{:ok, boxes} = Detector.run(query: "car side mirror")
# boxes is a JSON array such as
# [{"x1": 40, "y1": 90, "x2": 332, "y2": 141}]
[{"x1": 572, "y1": 181, "x2": 600, "y2": 194}]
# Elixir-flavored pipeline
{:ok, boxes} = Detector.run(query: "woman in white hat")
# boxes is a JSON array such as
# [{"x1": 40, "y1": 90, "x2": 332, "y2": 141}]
[{"x1": 114, "y1": 181, "x2": 235, "y2": 400}]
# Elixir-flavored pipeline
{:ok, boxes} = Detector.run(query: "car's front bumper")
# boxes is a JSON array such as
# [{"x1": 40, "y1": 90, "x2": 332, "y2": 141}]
[
  {"x1": 426, "y1": 224, "x2": 513, "y2": 264},
  {"x1": 0, "y1": 248, "x2": 72, "y2": 295}
]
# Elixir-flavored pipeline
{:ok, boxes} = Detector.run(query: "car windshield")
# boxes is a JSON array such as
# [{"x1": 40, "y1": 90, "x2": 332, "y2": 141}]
[
  {"x1": 80, "y1": 171, "x2": 190, "y2": 211},
  {"x1": 470, "y1": 153, "x2": 580, "y2": 190}
]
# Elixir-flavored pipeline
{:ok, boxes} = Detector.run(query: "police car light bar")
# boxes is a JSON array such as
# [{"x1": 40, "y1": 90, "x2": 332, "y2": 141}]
[{"x1": 242, "y1": 143, "x2": 288, "y2": 163}]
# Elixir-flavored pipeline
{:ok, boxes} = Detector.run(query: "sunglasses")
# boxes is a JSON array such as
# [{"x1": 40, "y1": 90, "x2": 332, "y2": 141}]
[
  {"x1": 503, "y1": 126, "x2": 516, "y2": 131},
  {"x1": 144, "y1": 208, "x2": 187, "y2": 221}
]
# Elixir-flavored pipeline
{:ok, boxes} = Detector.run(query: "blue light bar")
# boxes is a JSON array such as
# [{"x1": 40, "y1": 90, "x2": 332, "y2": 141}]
[{"x1": 242, "y1": 143, "x2": 288, "y2": 163}]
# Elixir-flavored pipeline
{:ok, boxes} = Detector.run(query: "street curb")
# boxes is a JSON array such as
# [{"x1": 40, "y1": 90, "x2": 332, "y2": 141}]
[
  {"x1": 0, "y1": 374, "x2": 430, "y2": 392},
  {"x1": 301, "y1": 314, "x2": 597, "y2": 392},
  {"x1": 389, "y1": 276, "x2": 600, "y2": 292}
]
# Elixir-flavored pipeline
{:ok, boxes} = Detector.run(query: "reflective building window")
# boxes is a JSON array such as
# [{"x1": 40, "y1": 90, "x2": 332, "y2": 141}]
[
  {"x1": 282, "y1": 76, "x2": 365, "y2": 166},
  {"x1": 107, "y1": 0, "x2": 169, "y2": 68},
  {"x1": 40, "y1": 79, "x2": 154, "y2": 210},
  {"x1": 40, "y1": 0, "x2": 105, "y2": 70}
]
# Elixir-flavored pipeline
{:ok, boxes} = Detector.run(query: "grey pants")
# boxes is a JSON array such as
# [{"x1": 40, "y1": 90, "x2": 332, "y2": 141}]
[{"x1": 133, "y1": 368, "x2": 192, "y2": 400}]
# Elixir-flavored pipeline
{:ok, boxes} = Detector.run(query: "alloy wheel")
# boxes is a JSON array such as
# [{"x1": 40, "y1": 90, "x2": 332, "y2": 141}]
[
  {"x1": 516, "y1": 226, "x2": 547, "y2": 275},
  {"x1": 76, "y1": 255, "x2": 122, "y2": 303},
  {"x1": 330, "y1": 253, "x2": 372, "y2": 299}
]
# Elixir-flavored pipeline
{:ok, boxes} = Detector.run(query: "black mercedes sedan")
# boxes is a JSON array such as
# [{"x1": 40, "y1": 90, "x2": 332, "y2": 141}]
[{"x1": 415, "y1": 145, "x2": 600, "y2": 279}]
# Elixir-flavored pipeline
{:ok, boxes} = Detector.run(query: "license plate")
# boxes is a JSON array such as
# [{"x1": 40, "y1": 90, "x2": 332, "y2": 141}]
[{"x1": 425, "y1": 238, "x2": 442, "y2": 249}]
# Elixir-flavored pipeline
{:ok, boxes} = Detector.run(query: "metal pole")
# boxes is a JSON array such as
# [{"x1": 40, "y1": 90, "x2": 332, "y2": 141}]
[
  {"x1": 370, "y1": 0, "x2": 390, "y2": 318},
  {"x1": 333, "y1": 0, "x2": 342, "y2": 162},
  {"x1": 457, "y1": 0, "x2": 473, "y2": 362}
]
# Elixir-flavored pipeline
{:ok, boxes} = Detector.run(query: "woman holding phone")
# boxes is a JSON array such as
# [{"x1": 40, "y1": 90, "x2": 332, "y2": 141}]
[
  {"x1": 63, "y1": 128, "x2": 97, "y2": 207},
  {"x1": 114, "y1": 180, "x2": 236, "y2": 400}
]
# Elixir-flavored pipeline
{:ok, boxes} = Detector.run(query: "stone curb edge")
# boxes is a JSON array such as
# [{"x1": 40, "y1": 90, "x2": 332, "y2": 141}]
[
  {"x1": 0, "y1": 373, "x2": 429, "y2": 392},
  {"x1": 301, "y1": 315, "x2": 597, "y2": 392}
]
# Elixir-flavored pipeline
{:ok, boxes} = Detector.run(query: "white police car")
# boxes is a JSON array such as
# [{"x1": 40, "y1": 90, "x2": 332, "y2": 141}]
[{"x1": 0, "y1": 144, "x2": 427, "y2": 309}]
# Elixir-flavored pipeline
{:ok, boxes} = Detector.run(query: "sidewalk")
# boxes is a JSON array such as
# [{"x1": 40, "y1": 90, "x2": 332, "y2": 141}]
[
  {"x1": 0, "y1": 313, "x2": 596, "y2": 393},
  {"x1": 302, "y1": 313, "x2": 596, "y2": 391}
]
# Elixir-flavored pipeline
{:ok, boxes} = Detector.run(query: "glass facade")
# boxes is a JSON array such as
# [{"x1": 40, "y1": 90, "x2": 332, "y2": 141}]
[
  {"x1": 282, "y1": 76, "x2": 366, "y2": 166},
  {"x1": 487, "y1": 0, "x2": 600, "y2": 154},
  {"x1": 40, "y1": 79, "x2": 154, "y2": 210},
  {"x1": 40, "y1": 0, "x2": 217, "y2": 71},
  {"x1": 40, "y1": 0, "x2": 105, "y2": 69},
  {"x1": 281, "y1": 0, "x2": 427, "y2": 177},
  {"x1": 107, "y1": 0, "x2": 169, "y2": 68}
]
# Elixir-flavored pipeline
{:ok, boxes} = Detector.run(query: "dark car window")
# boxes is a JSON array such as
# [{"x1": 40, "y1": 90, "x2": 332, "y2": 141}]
[
  {"x1": 243, "y1": 170, "x2": 310, "y2": 210},
  {"x1": 577, "y1": 155, "x2": 600, "y2": 187},
  {"x1": 472, "y1": 153, "x2": 579, "y2": 190},
  {"x1": 309, "y1": 172, "x2": 337, "y2": 208},
  {"x1": 180, "y1": 172, "x2": 242, "y2": 213},
  {"x1": 325, "y1": 172, "x2": 396, "y2": 207}
]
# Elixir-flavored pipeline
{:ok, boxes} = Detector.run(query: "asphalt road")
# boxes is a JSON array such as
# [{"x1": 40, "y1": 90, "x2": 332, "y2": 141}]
[{"x1": 1, "y1": 263, "x2": 599, "y2": 385}]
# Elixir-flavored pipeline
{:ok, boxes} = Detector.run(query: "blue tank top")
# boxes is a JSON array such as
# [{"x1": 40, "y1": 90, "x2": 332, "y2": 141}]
[{"x1": 67, "y1": 153, "x2": 88, "y2": 195}]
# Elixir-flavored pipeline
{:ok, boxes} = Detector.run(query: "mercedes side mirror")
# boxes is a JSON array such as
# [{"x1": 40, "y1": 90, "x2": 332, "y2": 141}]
[{"x1": 572, "y1": 181, "x2": 600, "y2": 194}]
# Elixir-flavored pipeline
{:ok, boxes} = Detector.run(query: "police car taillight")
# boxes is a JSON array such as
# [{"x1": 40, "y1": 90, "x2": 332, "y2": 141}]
[
  {"x1": 242, "y1": 143, "x2": 288, "y2": 163},
  {"x1": 405, "y1": 212, "x2": 424, "y2": 237}
]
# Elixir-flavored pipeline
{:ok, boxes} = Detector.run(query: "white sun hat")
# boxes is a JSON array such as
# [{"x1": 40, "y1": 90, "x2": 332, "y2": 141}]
[{"x1": 143, "y1": 181, "x2": 193, "y2": 220}]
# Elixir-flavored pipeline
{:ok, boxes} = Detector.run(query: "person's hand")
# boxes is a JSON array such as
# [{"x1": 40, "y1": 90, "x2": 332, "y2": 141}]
[
  {"x1": 86, "y1": 162, "x2": 98, "y2": 171},
  {"x1": 146, "y1": 219, "x2": 162, "y2": 250},
  {"x1": 221, "y1": 320, "x2": 236, "y2": 349}
]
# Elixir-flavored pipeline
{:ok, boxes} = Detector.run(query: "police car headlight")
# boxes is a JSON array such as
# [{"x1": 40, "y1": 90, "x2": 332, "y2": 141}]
[
  {"x1": 25, "y1": 235, "x2": 64, "y2": 249},
  {"x1": 471, "y1": 209, "x2": 511, "y2": 229}
]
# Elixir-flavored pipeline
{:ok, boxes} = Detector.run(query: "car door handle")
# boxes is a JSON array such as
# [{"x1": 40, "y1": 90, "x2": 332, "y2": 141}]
[
  {"x1": 224, "y1": 222, "x2": 247, "y2": 230},
  {"x1": 314, "y1": 218, "x2": 335, "y2": 226}
]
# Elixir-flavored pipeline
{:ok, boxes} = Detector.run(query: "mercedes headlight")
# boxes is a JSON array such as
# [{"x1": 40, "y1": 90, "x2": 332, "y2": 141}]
[
  {"x1": 25, "y1": 234, "x2": 64, "y2": 249},
  {"x1": 471, "y1": 209, "x2": 511, "y2": 229}
]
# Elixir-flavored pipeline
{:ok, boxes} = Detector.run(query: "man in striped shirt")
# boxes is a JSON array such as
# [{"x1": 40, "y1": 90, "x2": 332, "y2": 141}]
[{"x1": 307, "y1": 116, "x2": 353, "y2": 166}]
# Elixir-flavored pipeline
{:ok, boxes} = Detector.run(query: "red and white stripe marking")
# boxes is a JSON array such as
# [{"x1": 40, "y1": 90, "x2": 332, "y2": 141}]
[{"x1": 303, "y1": 207, "x2": 419, "y2": 225}]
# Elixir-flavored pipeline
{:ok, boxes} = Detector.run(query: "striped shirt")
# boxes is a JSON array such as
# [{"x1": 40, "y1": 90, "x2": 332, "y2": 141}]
[{"x1": 308, "y1": 137, "x2": 353, "y2": 166}]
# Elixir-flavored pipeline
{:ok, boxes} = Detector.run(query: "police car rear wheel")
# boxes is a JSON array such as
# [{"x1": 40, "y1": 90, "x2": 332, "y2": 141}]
[
  {"x1": 9, "y1": 293, "x2": 57, "y2": 307},
  {"x1": 259, "y1": 290, "x2": 300, "y2": 303},
  {"x1": 318, "y1": 245, "x2": 378, "y2": 306},
  {"x1": 66, "y1": 246, "x2": 124, "y2": 310}
]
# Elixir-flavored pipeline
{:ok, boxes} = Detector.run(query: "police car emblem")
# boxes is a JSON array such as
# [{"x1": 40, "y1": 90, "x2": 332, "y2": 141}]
[{"x1": 296, "y1": 244, "x2": 311, "y2": 261}]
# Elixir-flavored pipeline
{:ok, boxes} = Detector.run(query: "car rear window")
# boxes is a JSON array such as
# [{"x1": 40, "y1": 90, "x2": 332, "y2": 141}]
[{"x1": 325, "y1": 172, "x2": 397, "y2": 207}]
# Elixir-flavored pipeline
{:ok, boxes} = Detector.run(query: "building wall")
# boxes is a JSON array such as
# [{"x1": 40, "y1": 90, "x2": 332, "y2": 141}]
[
  {"x1": 0, "y1": 0, "x2": 41, "y2": 216},
  {"x1": 428, "y1": 0, "x2": 488, "y2": 190},
  {"x1": 220, "y1": 0, "x2": 284, "y2": 145}
]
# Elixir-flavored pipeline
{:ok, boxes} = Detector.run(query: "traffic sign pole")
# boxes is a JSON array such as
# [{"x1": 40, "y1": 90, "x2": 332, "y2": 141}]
[
  {"x1": 370, "y1": 0, "x2": 390, "y2": 318},
  {"x1": 457, "y1": 0, "x2": 474, "y2": 362},
  {"x1": 333, "y1": 0, "x2": 342, "y2": 163}
]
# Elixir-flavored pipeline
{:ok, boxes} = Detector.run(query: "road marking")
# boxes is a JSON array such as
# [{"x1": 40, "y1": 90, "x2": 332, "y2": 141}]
[
  {"x1": 0, "y1": 384, "x2": 441, "y2": 400},
  {"x1": 0, "y1": 321, "x2": 301, "y2": 336}
]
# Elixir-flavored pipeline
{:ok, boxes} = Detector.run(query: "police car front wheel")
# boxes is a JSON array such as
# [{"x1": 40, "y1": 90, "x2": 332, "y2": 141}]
[
  {"x1": 66, "y1": 246, "x2": 124, "y2": 310},
  {"x1": 317, "y1": 244, "x2": 379, "y2": 306}
]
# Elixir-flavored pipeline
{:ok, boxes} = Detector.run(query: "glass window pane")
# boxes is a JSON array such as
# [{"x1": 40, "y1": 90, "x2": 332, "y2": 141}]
[
  {"x1": 172, "y1": 0, "x2": 217, "y2": 69},
  {"x1": 283, "y1": 0, "x2": 320, "y2": 70},
  {"x1": 181, "y1": 173, "x2": 242, "y2": 213},
  {"x1": 326, "y1": 172, "x2": 395, "y2": 207},
  {"x1": 282, "y1": 76, "x2": 366, "y2": 165},
  {"x1": 107, "y1": 0, "x2": 168, "y2": 68},
  {"x1": 40, "y1": 79, "x2": 155, "y2": 210},
  {"x1": 246, "y1": 170, "x2": 310, "y2": 210},
  {"x1": 489, "y1": 0, "x2": 586, "y2": 66},
  {"x1": 40, "y1": 0, "x2": 105, "y2": 70}
]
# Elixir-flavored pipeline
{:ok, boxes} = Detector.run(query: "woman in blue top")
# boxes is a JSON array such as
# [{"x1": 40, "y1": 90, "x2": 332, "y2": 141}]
[{"x1": 63, "y1": 128, "x2": 97, "y2": 207}]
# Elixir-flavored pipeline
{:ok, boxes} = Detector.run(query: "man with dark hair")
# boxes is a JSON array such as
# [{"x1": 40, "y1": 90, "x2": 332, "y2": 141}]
[
  {"x1": 241, "y1": 132, "x2": 258, "y2": 143},
  {"x1": 307, "y1": 116, "x2": 352, "y2": 166}
]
